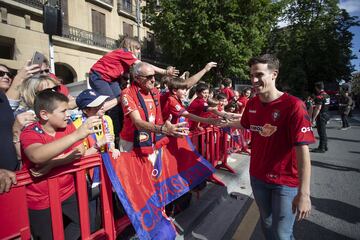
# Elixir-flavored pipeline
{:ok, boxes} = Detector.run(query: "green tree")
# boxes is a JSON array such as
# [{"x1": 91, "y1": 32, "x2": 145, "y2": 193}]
[
  {"x1": 144, "y1": 0, "x2": 282, "y2": 83},
  {"x1": 267, "y1": 0, "x2": 359, "y2": 96}
]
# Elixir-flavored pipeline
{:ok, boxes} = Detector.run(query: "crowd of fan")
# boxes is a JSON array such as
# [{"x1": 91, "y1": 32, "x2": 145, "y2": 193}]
[{"x1": 0, "y1": 37, "x2": 253, "y2": 238}]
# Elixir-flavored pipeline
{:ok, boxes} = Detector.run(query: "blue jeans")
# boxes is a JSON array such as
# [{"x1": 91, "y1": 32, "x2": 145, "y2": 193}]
[
  {"x1": 89, "y1": 70, "x2": 121, "y2": 99},
  {"x1": 250, "y1": 176, "x2": 298, "y2": 240}
]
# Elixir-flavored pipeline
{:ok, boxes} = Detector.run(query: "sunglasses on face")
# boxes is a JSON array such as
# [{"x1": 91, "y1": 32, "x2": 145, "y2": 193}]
[
  {"x1": 138, "y1": 74, "x2": 155, "y2": 80},
  {"x1": 0, "y1": 70, "x2": 14, "y2": 78},
  {"x1": 40, "y1": 69, "x2": 50, "y2": 74},
  {"x1": 36, "y1": 85, "x2": 61, "y2": 95}
]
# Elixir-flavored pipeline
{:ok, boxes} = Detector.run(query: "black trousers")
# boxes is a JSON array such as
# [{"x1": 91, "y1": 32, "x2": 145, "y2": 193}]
[
  {"x1": 28, "y1": 193, "x2": 80, "y2": 240},
  {"x1": 316, "y1": 115, "x2": 328, "y2": 150},
  {"x1": 341, "y1": 113, "x2": 350, "y2": 128}
]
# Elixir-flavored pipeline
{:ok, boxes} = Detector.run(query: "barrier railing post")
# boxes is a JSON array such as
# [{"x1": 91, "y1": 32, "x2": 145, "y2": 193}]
[
  {"x1": 99, "y1": 161, "x2": 116, "y2": 240},
  {"x1": 48, "y1": 178, "x2": 65, "y2": 240},
  {"x1": 75, "y1": 169, "x2": 91, "y2": 238},
  {"x1": 216, "y1": 129, "x2": 236, "y2": 174}
]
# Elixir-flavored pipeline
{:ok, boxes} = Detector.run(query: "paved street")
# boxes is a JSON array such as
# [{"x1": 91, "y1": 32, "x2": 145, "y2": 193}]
[{"x1": 249, "y1": 111, "x2": 360, "y2": 240}]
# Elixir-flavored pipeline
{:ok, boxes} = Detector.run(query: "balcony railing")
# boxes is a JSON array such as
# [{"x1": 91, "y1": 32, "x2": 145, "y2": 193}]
[
  {"x1": 12, "y1": 0, "x2": 44, "y2": 9},
  {"x1": 85, "y1": 0, "x2": 113, "y2": 10},
  {"x1": 97, "y1": 0, "x2": 113, "y2": 5},
  {"x1": 62, "y1": 25, "x2": 118, "y2": 50}
]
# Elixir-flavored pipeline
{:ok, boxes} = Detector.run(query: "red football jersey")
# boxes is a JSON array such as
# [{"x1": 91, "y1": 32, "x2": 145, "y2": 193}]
[
  {"x1": 221, "y1": 87, "x2": 235, "y2": 101},
  {"x1": 91, "y1": 49, "x2": 138, "y2": 82},
  {"x1": 120, "y1": 87, "x2": 157, "y2": 142},
  {"x1": 237, "y1": 96, "x2": 249, "y2": 113},
  {"x1": 162, "y1": 95, "x2": 186, "y2": 124},
  {"x1": 241, "y1": 93, "x2": 315, "y2": 187},
  {"x1": 20, "y1": 122, "x2": 81, "y2": 210},
  {"x1": 187, "y1": 97, "x2": 209, "y2": 129}
]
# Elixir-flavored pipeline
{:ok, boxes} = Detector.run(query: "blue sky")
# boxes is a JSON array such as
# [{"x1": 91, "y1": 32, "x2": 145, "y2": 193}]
[{"x1": 339, "y1": 0, "x2": 360, "y2": 72}]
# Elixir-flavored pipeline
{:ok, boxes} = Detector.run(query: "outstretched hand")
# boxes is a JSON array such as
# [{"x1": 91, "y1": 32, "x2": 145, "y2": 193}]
[
  {"x1": 166, "y1": 66, "x2": 179, "y2": 76},
  {"x1": 205, "y1": 62, "x2": 217, "y2": 72},
  {"x1": 163, "y1": 114, "x2": 189, "y2": 137}
]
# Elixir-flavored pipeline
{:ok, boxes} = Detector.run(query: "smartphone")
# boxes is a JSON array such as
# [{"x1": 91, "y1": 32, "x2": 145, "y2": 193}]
[{"x1": 31, "y1": 51, "x2": 45, "y2": 66}]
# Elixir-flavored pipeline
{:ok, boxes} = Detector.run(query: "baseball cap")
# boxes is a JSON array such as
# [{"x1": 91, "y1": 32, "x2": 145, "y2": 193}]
[{"x1": 76, "y1": 89, "x2": 109, "y2": 109}]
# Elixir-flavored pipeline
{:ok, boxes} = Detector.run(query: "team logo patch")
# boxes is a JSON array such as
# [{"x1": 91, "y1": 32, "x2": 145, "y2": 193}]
[
  {"x1": 122, "y1": 96, "x2": 129, "y2": 106},
  {"x1": 249, "y1": 109, "x2": 256, "y2": 113},
  {"x1": 89, "y1": 90, "x2": 96, "y2": 96},
  {"x1": 272, "y1": 109, "x2": 280, "y2": 121},
  {"x1": 175, "y1": 104, "x2": 181, "y2": 111},
  {"x1": 139, "y1": 132, "x2": 150, "y2": 142}
]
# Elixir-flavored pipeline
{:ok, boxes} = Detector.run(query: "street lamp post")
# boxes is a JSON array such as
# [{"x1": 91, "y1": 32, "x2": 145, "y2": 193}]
[{"x1": 136, "y1": 0, "x2": 141, "y2": 60}]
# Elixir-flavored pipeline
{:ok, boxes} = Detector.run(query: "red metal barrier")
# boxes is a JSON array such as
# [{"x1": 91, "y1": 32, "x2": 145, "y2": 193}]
[
  {"x1": 188, "y1": 127, "x2": 246, "y2": 186},
  {"x1": 0, "y1": 154, "x2": 130, "y2": 240},
  {"x1": 1, "y1": 127, "x2": 245, "y2": 239}
]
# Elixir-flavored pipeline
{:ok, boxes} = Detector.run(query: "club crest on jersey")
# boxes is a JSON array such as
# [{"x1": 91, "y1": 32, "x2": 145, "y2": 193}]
[
  {"x1": 122, "y1": 96, "x2": 129, "y2": 106},
  {"x1": 175, "y1": 104, "x2": 181, "y2": 111},
  {"x1": 272, "y1": 109, "x2": 280, "y2": 121}
]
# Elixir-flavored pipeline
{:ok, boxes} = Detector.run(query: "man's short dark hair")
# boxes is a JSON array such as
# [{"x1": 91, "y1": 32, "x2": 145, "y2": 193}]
[
  {"x1": 248, "y1": 54, "x2": 280, "y2": 71},
  {"x1": 168, "y1": 77, "x2": 188, "y2": 92},
  {"x1": 34, "y1": 90, "x2": 68, "y2": 117},
  {"x1": 196, "y1": 82, "x2": 210, "y2": 93},
  {"x1": 314, "y1": 81, "x2": 324, "y2": 90}
]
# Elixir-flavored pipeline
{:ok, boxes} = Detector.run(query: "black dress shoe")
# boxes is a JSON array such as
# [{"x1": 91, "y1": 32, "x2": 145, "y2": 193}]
[{"x1": 311, "y1": 148, "x2": 326, "y2": 153}]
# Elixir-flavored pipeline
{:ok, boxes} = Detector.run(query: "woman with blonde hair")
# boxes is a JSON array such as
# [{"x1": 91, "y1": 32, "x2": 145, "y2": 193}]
[{"x1": 14, "y1": 75, "x2": 58, "y2": 116}]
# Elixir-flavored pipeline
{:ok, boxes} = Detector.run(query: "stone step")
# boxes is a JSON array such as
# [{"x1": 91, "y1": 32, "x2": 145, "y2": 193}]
[{"x1": 174, "y1": 153, "x2": 253, "y2": 240}]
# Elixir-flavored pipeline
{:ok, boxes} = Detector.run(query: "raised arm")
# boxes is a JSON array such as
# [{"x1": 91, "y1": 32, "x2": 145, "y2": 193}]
[
  {"x1": 129, "y1": 110, "x2": 188, "y2": 137},
  {"x1": 24, "y1": 116, "x2": 102, "y2": 165},
  {"x1": 6, "y1": 61, "x2": 40, "y2": 100},
  {"x1": 184, "y1": 62, "x2": 217, "y2": 88}
]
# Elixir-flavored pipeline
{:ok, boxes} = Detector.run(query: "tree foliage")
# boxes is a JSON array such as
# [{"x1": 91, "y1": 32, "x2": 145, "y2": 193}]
[
  {"x1": 144, "y1": 0, "x2": 281, "y2": 83},
  {"x1": 267, "y1": 0, "x2": 360, "y2": 96}
]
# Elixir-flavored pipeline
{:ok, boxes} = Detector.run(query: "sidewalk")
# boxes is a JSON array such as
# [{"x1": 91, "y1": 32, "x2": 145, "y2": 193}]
[{"x1": 174, "y1": 110, "x2": 360, "y2": 240}]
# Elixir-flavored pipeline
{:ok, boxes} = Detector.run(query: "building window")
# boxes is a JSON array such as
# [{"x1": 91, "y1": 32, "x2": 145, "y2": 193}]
[
  {"x1": 123, "y1": 22, "x2": 133, "y2": 37},
  {"x1": 122, "y1": 0, "x2": 132, "y2": 13},
  {"x1": 92, "y1": 9, "x2": 106, "y2": 46},
  {"x1": 0, "y1": 36, "x2": 15, "y2": 60}
]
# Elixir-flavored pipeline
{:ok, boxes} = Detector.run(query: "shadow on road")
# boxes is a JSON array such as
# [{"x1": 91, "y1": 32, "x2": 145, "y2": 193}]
[
  {"x1": 348, "y1": 151, "x2": 360, "y2": 155},
  {"x1": 311, "y1": 160, "x2": 360, "y2": 173},
  {"x1": 326, "y1": 137, "x2": 360, "y2": 143},
  {"x1": 294, "y1": 219, "x2": 355, "y2": 240},
  {"x1": 311, "y1": 196, "x2": 360, "y2": 224}
]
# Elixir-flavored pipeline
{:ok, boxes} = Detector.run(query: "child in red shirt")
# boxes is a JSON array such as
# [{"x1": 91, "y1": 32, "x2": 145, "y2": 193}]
[
  {"x1": 188, "y1": 83, "x2": 236, "y2": 130},
  {"x1": 20, "y1": 90, "x2": 102, "y2": 239},
  {"x1": 162, "y1": 78, "x2": 222, "y2": 127}
]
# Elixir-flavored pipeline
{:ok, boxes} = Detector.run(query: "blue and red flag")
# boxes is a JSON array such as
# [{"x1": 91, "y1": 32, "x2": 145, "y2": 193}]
[{"x1": 102, "y1": 136, "x2": 215, "y2": 240}]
